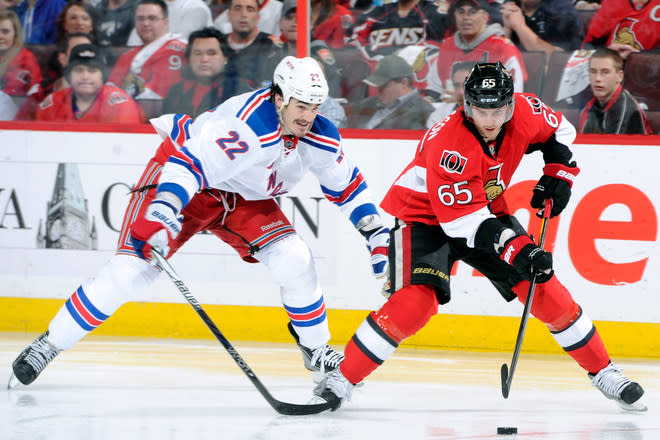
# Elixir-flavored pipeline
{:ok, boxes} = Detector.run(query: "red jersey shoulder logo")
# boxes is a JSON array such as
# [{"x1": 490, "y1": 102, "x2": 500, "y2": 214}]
[
  {"x1": 440, "y1": 150, "x2": 467, "y2": 174},
  {"x1": 166, "y1": 40, "x2": 187, "y2": 52},
  {"x1": 484, "y1": 163, "x2": 505, "y2": 200},
  {"x1": 39, "y1": 94, "x2": 54, "y2": 109},
  {"x1": 107, "y1": 91, "x2": 128, "y2": 106}
]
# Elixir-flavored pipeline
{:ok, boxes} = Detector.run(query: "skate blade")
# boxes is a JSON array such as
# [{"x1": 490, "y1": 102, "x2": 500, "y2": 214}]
[
  {"x1": 7, "y1": 373, "x2": 22, "y2": 390},
  {"x1": 618, "y1": 399, "x2": 648, "y2": 412}
]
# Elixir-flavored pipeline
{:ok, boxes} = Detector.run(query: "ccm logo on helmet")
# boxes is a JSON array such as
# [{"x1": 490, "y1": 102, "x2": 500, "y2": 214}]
[{"x1": 440, "y1": 150, "x2": 468, "y2": 174}]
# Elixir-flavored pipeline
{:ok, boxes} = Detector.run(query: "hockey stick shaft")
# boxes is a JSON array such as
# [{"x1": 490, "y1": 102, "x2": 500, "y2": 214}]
[
  {"x1": 500, "y1": 198, "x2": 552, "y2": 398},
  {"x1": 151, "y1": 250, "x2": 336, "y2": 415}
]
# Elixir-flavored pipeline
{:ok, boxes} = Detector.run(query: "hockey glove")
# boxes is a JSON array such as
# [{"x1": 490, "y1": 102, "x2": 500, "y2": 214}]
[
  {"x1": 130, "y1": 199, "x2": 183, "y2": 260},
  {"x1": 497, "y1": 230, "x2": 553, "y2": 283},
  {"x1": 530, "y1": 162, "x2": 580, "y2": 218},
  {"x1": 359, "y1": 222, "x2": 390, "y2": 278}
]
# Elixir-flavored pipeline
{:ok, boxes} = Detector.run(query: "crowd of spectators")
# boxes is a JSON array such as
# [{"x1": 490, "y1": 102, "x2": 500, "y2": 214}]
[{"x1": 0, "y1": 0, "x2": 658, "y2": 133}]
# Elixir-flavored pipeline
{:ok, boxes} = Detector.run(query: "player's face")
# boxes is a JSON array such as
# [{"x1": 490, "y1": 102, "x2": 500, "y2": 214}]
[
  {"x1": 0, "y1": 19, "x2": 16, "y2": 52},
  {"x1": 228, "y1": 0, "x2": 260, "y2": 37},
  {"x1": 64, "y1": 5, "x2": 94, "y2": 35},
  {"x1": 469, "y1": 105, "x2": 510, "y2": 142},
  {"x1": 277, "y1": 96, "x2": 320, "y2": 137},
  {"x1": 280, "y1": 11, "x2": 297, "y2": 43},
  {"x1": 589, "y1": 57, "x2": 623, "y2": 105},
  {"x1": 70, "y1": 65, "x2": 104, "y2": 99},
  {"x1": 190, "y1": 37, "x2": 226, "y2": 83},
  {"x1": 135, "y1": 4, "x2": 169, "y2": 44},
  {"x1": 454, "y1": 6, "x2": 488, "y2": 42}
]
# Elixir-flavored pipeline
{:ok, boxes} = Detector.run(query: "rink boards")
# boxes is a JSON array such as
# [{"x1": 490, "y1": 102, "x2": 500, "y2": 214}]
[{"x1": 0, "y1": 123, "x2": 658, "y2": 358}]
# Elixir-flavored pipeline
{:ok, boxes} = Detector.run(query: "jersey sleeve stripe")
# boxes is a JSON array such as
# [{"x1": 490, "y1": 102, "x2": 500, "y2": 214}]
[
  {"x1": 170, "y1": 113, "x2": 193, "y2": 146},
  {"x1": 321, "y1": 167, "x2": 367, "y2": 205},
  {"x1": 236, "y1": 88, "x2": 271, "y2": 121},
  {"x1": 157, "y1": 182, "x2": 191, "y2": 207}
]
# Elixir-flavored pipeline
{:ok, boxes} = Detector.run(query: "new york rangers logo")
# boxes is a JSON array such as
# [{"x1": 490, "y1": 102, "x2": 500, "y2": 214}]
[{"x1": 440, "y1": 150, "x2": 467, "y2": 174}]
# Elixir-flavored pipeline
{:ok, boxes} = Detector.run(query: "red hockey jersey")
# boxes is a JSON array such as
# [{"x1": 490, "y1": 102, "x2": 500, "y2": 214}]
[
  {"x1": 434, "y1": 33, "x2": 527, "y2": 93},
  {"x1": 583, "y1": 0, "x2": 660, "y2": 51},
  {"x1": 35, "y1": 84, "x2": 145, "y2": 123},
  {"x1": 381, "y1": 93, "x2": 573, "y2": 240},
  {"x1": 108, "y1": 36, "x2": 187, "y2": 99},
  {"x1": 1, "y1": 47, "x2": 42, "y2": 96}
]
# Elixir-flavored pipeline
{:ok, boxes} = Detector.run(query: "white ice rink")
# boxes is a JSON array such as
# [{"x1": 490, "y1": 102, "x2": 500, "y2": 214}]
[{"x1": 2, "y1": 333, "x2": 658, "y2": 440}]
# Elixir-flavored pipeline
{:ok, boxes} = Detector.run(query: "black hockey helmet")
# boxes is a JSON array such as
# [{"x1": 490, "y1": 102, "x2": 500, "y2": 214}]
[{"x1": 463, "y1": 61, "x2": 514, "y2": 117}]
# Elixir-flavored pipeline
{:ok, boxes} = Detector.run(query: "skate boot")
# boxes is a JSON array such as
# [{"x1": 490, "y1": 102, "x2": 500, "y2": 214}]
[
  {"x1": 287, "y1": 322, "x2": 344, "y2": 381},
  {"x1": 8, "y1": 331, "x2": 61, "y2": 388},
  {"x1": 589, "y1": 362, "x2": 647, "y2": 411},
  {"x1": 313, "y1": 368, "x2": 354, "y2": 411}
]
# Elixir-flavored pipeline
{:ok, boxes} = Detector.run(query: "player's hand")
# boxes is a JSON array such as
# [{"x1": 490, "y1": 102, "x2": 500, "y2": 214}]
[
  {"x1": 499, "y1": 234, "x2": 553, "y2": 283},
  {"x1": 361, "y1": 225, "x2": 390, "y2": 278},
  {"x1": 531, "y1": 162, "x2": 580, "y2": 218},
  {"x1": 130, "y1": 200, "x2": 182, "y2": 260}
]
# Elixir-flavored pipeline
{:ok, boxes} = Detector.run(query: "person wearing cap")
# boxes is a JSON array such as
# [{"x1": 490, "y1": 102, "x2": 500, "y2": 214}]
[
  {"x1": 430, "y1": 0, "x2": 527, "y2": 96},
  {"x1": 107, "y1": 0, "x2": 187, "y2": 100},
  {"x1": 35, "y1": 43, "x2": 145, "y2": 123},
  {"x1": 162, "y1": 27, "x2": 251, "y2": 118},
  {"x1": 347, "y1": 54, "x2": 434, "y2": 130}
]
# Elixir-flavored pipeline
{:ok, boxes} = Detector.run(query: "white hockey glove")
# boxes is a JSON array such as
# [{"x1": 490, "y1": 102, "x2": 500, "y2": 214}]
[
  {"x1": 358, "y1": 215, "x2": 390, "y2": 278},
  {"x1": 130, "y1": 195, "x2": 183, "y2": 260}
]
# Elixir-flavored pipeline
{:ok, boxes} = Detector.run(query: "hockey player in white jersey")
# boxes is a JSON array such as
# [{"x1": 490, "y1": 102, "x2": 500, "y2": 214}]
[{"x1": 9, "y1": 56, "x2": 390, "y2": 388}]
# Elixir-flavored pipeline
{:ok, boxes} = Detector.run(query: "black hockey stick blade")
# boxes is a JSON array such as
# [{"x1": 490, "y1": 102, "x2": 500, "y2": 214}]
[
  {"x1": 500, "y1": 364, "x2": 510, "y2": 398},
  {"x1": 151, "y1": 250, "x2": 338, "y2": 415}
]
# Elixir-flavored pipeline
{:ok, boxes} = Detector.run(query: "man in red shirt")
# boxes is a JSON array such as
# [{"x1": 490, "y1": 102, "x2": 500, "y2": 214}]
[
  {"x1": 108, "y1": 0, "x2": 186, "y2": 99},
  {"x1": 36, "y1": 44, "x2": 144, "y2": 123},
  {"x1": 313, "y1": 62, "x2": 647, "y2": 413}
]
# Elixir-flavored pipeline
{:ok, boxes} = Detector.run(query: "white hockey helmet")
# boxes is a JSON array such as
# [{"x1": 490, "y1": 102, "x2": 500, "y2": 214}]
[{"x1": 273, "y1": 56, "x2": 329, "y2": 106}]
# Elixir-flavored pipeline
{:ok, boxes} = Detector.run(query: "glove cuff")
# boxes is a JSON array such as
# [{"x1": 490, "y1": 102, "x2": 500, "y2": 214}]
[
  {"x1": 499, "y1": 234, "x2": 533, "y2": 265},
  {"x1": 542, "y1": 163, "x2": 580, "y2": 187}
]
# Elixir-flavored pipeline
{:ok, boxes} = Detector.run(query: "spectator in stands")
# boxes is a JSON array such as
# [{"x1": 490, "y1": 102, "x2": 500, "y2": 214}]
[
  {"x1": 348, "y1": 54, "x2": 434, "y2": 129},
  {"x1": 433, "y1": 0, "x2": 527, "y2": 95},
  {"x1": 11, "y1": 0, "x2": 67, "y2": 44},
  {"x1": 220, "y1": 0, "x2": 280, "y2": 89},
  {"x1": 126, "y1": 0, "x2": 213, "y2": 45},
  {"x1": 578, "y1": 47, "x2": 650, "y2": 134},
  {"x1": 500, "y1": 0, "x2": 583, "y2": 57},
  {"x1": 574, "y1": 0, "x2": 600, "y2": 10},
  {"x1": 310, "y1": 0, "x2": 354, "y2": 50},
  {"x1": 0, "y1": 89, "x2": 17, "y2": 118},
  {"x1": 583, "y1": 0, "x2": 660, "y2": 60},
  {"x1": 278, "y1": 0, "x2": 296, "y2": 56},
  {"x1": 36, "y1": 43, "x2": 144, "y2": 123},
  {"x1": 56, "y1": 1, "x2": 98, "y2": 42},
  {"x1": 214, "y1": 0, "x2": 282, "y2": 36},
  {"x1": 162, "y1": 27, "x2": 250, "y2": 117},
  {"x1": 426, "y1": 60, "x2": 474, "y2": 127},
  {"x1": 15, "y1": 32, "x2": 94, "y2": 120},
  {"x1": 310, "y1": 39, "x2": 347, "y2": 128},
  {"x1": 95, "y1": 0, "x2": 137, "y2": 47},
  {"x1": 0, "y1": 0, "x2": 21, "y2": 10},
  {"x1": 347, "y1": 0, "x2": 448, "y2": 63},
  {"x1": 108, "y1": 0, "x2": 186, "y2": 100},
  {"x1": 0, "y1": 9, "x2": 41, "y2": 96}
]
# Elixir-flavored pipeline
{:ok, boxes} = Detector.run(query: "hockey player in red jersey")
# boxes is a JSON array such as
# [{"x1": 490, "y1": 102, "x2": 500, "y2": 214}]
[
  {"x1": 35, "y1": 44, "x2": 145, "y2": 123},
  {"x1": 313, "y1": 62, "x2": 647, "y2": 412},
  {"x1": 9, "y1": 56, "x2": 389, "y2": 390}
]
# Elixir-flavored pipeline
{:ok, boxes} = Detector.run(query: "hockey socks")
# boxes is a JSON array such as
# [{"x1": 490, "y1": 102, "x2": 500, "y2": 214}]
[{"x1": 341, "y1": 285, "x2": 438, "y2": 385}]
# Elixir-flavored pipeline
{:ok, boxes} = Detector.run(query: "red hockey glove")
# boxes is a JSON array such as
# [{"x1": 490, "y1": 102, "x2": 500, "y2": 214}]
[
  {"x1": 530, "y1": 162, "x2": 580, "y2": 218},
  {"x1": 130, "y1": 200, "x2": 182, "y2": 260},
  {"x1": 498, "y1": 232, "x2": 554, "y2": 283}
]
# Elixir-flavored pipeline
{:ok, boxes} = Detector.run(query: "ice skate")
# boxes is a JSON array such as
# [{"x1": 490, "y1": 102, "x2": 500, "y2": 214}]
[
  {"x1": 287, "y1": 322, "x2": 344, "y2": 381},
  {"x1": 589, "y1": 362, "x2": 647, "y2": 411},
  {"x1": 8, "y1": 331, "x2": 61, "y2": 389},
  {"x1": 313, "y1": 368, "x2": 354, "y2": 411}
]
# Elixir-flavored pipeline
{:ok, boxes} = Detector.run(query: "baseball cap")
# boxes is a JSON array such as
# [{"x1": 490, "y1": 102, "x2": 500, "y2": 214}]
[
  {"x1": 310, "y1": 40, "x2": 336, "y2": 68},
  {"x1": 281, "y1": 0, "x2": 296, "y2": 18},
  {"x1": 363, "y1": 55, "x2": 413, "y2": 88},
  {"x1": 451, "y1": 0, "x2": 490, "y2": 11},
  {"x1": 65, "y1": 43, "x2": 105, "y2": 75}
]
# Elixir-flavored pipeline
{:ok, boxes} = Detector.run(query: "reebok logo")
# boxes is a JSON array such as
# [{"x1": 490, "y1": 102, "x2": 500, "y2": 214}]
[{"x1": 261, "y1": 220, "x2": 284, "y2": 231}]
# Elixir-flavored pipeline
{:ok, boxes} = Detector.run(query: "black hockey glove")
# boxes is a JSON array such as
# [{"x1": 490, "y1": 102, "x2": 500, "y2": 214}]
[
  {"x1": 497, "y1": 231, "x2": 554, "y2": 283},
  {"x1": 530, "y1": 162, "x2": 580, "y2": 218}
]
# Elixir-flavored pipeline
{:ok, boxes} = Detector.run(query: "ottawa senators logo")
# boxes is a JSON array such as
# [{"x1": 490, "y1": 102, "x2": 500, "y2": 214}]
[
  {"x1": 107, "y1": 91, "x2": 128, "y2": 106},
  {"x1": 484, "y1": 163, "x2": 505, "y2": 200},
  {"x1": 440, "y1": 150, "x2": 467, "y2": 174}
]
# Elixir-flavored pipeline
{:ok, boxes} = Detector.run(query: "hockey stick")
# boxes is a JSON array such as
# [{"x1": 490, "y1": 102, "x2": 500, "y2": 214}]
[
  {"x1": 500, "y1": 198, "x2": 552, "y2": 398},
  {"x1": 151, "y1": 250, "x2": 338, "y2": 415}
]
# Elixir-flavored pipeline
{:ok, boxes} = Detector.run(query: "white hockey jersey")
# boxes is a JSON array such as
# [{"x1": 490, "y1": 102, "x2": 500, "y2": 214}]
[{"x1": 157, "y1": 88, "x2": 378, "y2": 227}]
